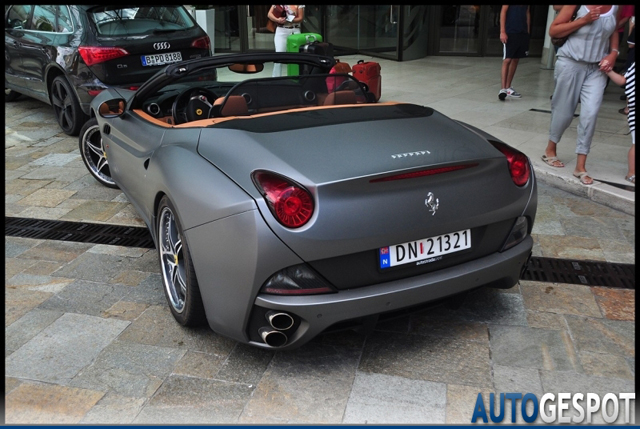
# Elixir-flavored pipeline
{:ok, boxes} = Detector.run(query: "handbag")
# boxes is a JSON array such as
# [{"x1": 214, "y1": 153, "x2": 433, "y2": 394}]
[
  {"x1": 551, "y1": 5, "x2": 581, "y2": 47},
  {"x1": 266, "y1": 5, "x2": 285, "y2": 33}
]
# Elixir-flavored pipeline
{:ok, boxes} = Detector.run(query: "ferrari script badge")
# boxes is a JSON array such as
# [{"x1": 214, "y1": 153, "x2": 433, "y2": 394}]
[{"x1": 425, "y1": 192, "x2": 439, "y2": 216}]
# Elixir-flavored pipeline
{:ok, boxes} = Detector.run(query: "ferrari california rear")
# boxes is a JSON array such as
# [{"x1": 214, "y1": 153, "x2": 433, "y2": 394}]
[{"x1": 83, "y1": 53, "x2": 537, "y2": 349}]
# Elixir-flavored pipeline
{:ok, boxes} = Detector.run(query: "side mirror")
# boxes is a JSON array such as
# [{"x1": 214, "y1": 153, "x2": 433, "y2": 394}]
[{"x1": 98, "y1": 99, "x2": 125, "y2": 118}]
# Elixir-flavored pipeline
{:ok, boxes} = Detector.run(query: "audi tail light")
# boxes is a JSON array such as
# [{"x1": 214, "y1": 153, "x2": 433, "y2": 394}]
[
  {"x1": 192, "y1": 36, "x2": 211, "y2": 51},
  {"x1": 78, "y1": 46, "x2": 129, "y2": 66},
  {"x1": 252, "y1": 171, "x2": 314, "y2": 228},
  {"x1": 489, "y1": 141, "x2": 530, "y2": 186}
]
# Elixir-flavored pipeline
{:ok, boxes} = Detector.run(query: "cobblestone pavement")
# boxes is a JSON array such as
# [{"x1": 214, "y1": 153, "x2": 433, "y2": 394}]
[{"x1": 4, "y1": 56, "x2": 635, "y2": 424}]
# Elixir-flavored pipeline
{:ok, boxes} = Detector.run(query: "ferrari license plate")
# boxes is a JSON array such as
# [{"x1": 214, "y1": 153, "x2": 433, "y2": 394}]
[
  {"x1": 379, "y1": 229, "x2": 471, "y2": 269},
  {"x1": 141, "y1": 52, "x2": 182, "y2": 67}
]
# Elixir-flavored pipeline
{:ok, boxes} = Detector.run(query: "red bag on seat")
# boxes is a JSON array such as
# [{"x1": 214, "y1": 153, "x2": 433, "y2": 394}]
[
  {"x1": 326, "y1": 59, "x2": 351, "y2": 93},
  {"x1": 352, "y1": 60, "x2": 381, "y2": 102}
]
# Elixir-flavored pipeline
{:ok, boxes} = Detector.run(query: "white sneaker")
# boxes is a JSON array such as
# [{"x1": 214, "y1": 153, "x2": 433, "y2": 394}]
[
  {"x1": 498, "y1": 89, "x2": 507, "y2": 101},
  {"x1": 506, "y1": 87, "x2": 521, "y2": 98}
]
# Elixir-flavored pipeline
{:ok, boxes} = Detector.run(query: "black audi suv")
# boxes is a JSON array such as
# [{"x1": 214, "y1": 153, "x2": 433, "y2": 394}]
[{"x1": 5, "y1": 5, "x2": 211, "y2": 135}]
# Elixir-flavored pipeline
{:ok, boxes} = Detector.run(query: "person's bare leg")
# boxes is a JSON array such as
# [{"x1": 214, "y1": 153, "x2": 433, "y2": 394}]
[
  {"x1": 574, "y1": 153, "x2": 593, "y2": 184},
  {"x1": 627, "y1": 144, "x2": 635, "y2": 179},
  {"x1": 544, "y1": 140, "x2": 564, "y2": 167},
  {"x1": 506, "y1": 58, "x2": 519, "y2": 89},
  {"x1": 501, "y1": 58, "x2": 511, "y2": 89}
]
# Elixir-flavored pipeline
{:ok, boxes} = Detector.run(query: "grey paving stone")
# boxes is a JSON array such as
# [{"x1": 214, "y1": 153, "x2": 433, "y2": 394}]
[
  {"x1": 123, "y1": 273, "x2": 166, "y2": 305},
  {"x1": 69, "y1": 184, "x2": 126, "y2": 201},
  {"x1": 70, "y1": 339, "x2": 185, "y2": 398},
  {"x1": 134, "y1": 375, "x2": 254, "y2": 424},
  {"x1": 564, "y1": 315, "x2": 635, "y2": 359},
  {"x1": 79, "y1": 393, "x2": 146, "y2": 424},
  {"x1": 17, "y1": 240, "x2": 94, "y2": 263},
  {"x1": 240, "y1": 342, "x2": 361, "y2": 424},
  {"x1": 489, "y1": 325, "x2": 581, "y2": 372},
  {"x1": 5, "y1": 236, "x2": 43, "y2": 258},
  {"x1": 578, "y1": 351, "x2": 634, "y2": 380},
  {"x1": 451, "y1": 287, "x2": 528, "y2": 327},
  {"x1": 5, "y1": 313, "x2": 129, "y2": 384},
  {"x1": 540, "y1": 371, "x2": 635, "y2": 424},
  {"x1": 492, "y1": 365, "x2": 543, "y2": 396},
  {"x1": 343, "y1": 372, "x2": 446, "y2": 424},
  {"x1": 520, "y1": 281, "x2": 602, "y2": 318},
  {"x1": 5, "y1": 308, "x2": 63, "y2": 352},
  {"x1": 118, "y1": 305, "x2": 237, "y2": 355},
  {"x1": 20, "y1": 166, "x2": 88, "y2": 182},
  {"x1": 38, "y1": 280, "x2": 132, "y2": 317},
  {"x1": 559, "y1": 216, "x2": 628, "y2": 242},
  {"x1": 215, "y1": 343, "x2": 275, "y2": 384},
  {"x1": 409, "y1": 305, "x2": 489, "y2": 343},
  {"x1": 51, "y1": 252, "x2": 136, "y2": 282},
  {"x1": 30, "y1": 153, "x2": 80, "y2": 167},
  {"x1": 359, "y1": 331, "x2": 492, "y2": 388}
]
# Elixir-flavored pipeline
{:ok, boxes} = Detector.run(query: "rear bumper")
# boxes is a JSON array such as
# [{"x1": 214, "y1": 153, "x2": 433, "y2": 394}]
[{"x1": 250, "y1": 235, "x2": 533, "y2": 349}]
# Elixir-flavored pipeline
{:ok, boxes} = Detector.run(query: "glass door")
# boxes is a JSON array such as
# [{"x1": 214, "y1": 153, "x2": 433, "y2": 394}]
[
  {"x1": 326, "y1": 5, "x2": 400, "y2": 60},
  {"x1": 438, "y1": 5, "x2": 482, "y2": 55}
]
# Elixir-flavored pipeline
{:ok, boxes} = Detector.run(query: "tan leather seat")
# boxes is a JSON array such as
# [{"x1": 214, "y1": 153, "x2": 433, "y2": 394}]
[
  {"x1": 219, "y1": 95, "x2": 249, "y2": 116},
  {"x1": 323, "y1": 90, "x2": 357, "y2": 106}
]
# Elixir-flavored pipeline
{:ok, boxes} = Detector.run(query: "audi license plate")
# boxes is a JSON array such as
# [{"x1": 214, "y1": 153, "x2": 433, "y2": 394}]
[
  {"x1": 379, "y1": 229, "x2": 471, "y2": 269},
  {"x1": 141, "y1": 52, "x2": 182, "y2": 67}
]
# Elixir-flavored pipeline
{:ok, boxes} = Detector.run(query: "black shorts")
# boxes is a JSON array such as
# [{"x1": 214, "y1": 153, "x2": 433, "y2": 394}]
[{"x1": 504, "y1": 33, "x2": 530, "y2": 59}]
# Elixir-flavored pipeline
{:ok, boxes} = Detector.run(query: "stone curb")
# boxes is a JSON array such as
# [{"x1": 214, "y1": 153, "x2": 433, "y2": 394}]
[{"x1": 533, "y1": 167, "x2": 635, "y2": 216}]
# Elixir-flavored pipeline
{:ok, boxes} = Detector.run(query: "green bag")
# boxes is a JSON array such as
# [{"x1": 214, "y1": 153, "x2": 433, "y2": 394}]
[{"x1": 286, "y1": 33, "x2": 322, "y2": 76}]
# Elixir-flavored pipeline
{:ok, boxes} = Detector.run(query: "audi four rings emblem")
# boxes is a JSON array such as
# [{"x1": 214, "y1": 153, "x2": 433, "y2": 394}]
[{"x1": 153, "y1": 42, "x2": 171, "y2": 50}]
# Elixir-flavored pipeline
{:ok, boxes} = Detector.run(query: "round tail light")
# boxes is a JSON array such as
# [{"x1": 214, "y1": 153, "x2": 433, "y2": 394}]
[
  {"x1": 252, "y1": 171, "x2": 314, "y2": 228},
  {"x1": 490, "y1": 141, "x2": 530, "y2": 186}
]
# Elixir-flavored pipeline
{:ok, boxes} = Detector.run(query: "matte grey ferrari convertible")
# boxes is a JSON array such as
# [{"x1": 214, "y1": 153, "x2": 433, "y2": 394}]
[{"x1": 80, "y1": 52, "x2": 537, "y2": 349}]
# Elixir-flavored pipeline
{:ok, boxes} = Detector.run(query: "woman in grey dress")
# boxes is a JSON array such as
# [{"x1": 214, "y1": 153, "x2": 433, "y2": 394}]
[{"x1": 542, "y1": 5, "x2": 620, "y2": 185}]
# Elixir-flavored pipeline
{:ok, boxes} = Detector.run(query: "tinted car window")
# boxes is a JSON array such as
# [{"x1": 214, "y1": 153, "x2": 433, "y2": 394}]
[
  {"x1": 6, "y1": 5, "x2": 32, "y2": 29},
  {"x1": 31, "y1": 5, "x2": 56, "y2": 32},
  {"x1": 87, "y1": 6, "x2": 196, "y2": 36},
  {"x1": 56, "y1": 5, "x2": 73, "y2": 33}
]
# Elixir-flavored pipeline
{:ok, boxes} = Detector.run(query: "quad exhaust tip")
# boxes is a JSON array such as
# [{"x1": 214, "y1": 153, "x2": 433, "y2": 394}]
[
  {"x1": 265, "y1": 310, "x2": 295, "y2": 331},
  {"x1": 259, "y1": 327, "x2": 288, "y2": 347}
]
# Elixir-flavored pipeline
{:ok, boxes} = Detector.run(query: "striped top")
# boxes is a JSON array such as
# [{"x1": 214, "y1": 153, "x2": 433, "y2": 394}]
[
  {"x1": 558, "y1": 6, "x2": 618, "y2": 63},
  {"x1": 624, "y1": 62, "x2": 635, "y2": 132}
]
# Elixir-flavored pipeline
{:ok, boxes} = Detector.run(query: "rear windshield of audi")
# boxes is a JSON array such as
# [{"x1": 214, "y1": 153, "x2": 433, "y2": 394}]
[{"x1": 88, "y1": 6, "x2": 196, "y2": 36}]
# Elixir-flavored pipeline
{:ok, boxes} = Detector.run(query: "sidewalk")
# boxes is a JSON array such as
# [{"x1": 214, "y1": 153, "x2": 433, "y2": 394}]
[{"x1": 337, "y1": 54, "x2": 634, "y2": 216}]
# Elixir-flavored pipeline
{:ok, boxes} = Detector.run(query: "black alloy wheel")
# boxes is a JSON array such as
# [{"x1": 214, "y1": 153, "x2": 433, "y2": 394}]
[
  {"x1": 50, "y1": 75, "x2": 86, "y2": 136},
  {"x1": 78, "y1": 118, "x2": 119, "y2": 189}
]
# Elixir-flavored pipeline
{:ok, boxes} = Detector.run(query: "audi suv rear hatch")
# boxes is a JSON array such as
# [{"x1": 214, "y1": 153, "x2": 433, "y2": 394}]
[{"x1": 82, "y1": 6, "x2": 210, "y2": 86}]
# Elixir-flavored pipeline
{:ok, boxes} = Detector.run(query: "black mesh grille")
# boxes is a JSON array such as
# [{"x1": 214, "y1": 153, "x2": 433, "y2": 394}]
[
  {"x1": 5, "y1": 217, "x2": 154, "y2": 248},
  {"x1": 521, "y1": 256, "x2": 635, "y2": 289}
]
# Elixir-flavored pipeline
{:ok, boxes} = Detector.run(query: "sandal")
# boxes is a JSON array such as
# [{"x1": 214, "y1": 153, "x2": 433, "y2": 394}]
[
  {"x1": 573, "y1": 171, "x2": 594, "y2": 185},
  {"x1": 541, "y1": 155, "x2": 564, "y2": 168},
  {"x1": 625, "y1": 175, "x2": 635, "y2": 184}
]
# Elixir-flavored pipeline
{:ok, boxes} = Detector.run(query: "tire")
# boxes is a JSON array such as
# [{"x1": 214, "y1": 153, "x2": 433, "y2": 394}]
[
  {"x1": 157, "y1": 196, "x2": 206, "y2": 327},
  {"x1": 5, "y1": 87, "x2": 21, "y2": 102},
  {"x1": 50, "y1": 75, "x2": 87, "y2": 136},
  {"x1": 78, "y1": 118, "x2": 119, "y2": 189}
]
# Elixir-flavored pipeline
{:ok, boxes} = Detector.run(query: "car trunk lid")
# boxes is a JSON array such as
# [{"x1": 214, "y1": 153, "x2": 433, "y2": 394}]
[{"x1": 197, "y1": 106, "x2": 531, "y2": 263}]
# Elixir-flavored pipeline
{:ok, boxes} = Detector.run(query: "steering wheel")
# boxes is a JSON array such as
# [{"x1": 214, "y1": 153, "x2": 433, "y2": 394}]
[{"x1": 171, "y1": 87, "x2": 218, "y2": 125}]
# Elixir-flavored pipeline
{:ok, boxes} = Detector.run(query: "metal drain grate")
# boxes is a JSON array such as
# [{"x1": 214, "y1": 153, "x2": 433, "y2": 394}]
[
  {"x1": 522, "y1": 256, "x2": 635, "y2": 289},
  {"x1": 5, "y1": 217, "x2": 155, "y2": 248}
]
